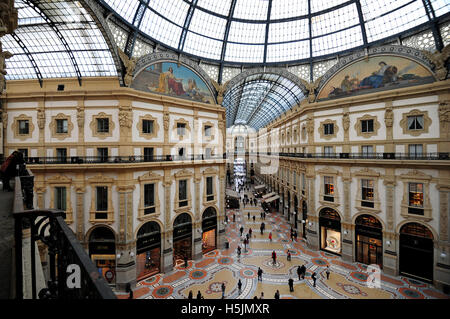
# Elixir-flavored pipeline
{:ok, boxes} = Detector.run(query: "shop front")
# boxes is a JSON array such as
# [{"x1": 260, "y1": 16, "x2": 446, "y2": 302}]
[
  {"x1": 399, "y1": 222, "x2": 434, "y2": 283},
  {"x1": 88, "y1": 227, "x2": 116, "y2": 285},
  {"x1": 355, "y1": 215, "x2": 383, "y2": 268},
  {"x1": 202, "y1": 207, "x2": 217, "y2": 254},
  {"x1": 173, "y1": 213, "x2": 192, "y2": 267},
  {"x1": 319, "y1": 208, "x2": 342, "y2": 255},
  {"x1": 136, "y1": 221, "x2": 161, "y2": 281}
]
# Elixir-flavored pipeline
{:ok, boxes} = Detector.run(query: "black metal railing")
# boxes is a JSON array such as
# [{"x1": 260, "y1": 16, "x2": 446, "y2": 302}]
[
  {"x1": 22, "y1": 154, "x2": 225, "y2": 165},
  {"x1": 253, "y1": 152, "x2": 449, "y2": 161},
  {"x1": 13, "y1": 174, "x2": 116, "y2": 299}
]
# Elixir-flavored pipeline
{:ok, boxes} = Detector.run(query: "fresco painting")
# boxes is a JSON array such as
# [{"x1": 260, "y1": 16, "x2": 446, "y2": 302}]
[
  {"x1": 131, "y1": 62, "x2": 215, "y2": 104},
  {"x1": 317, "y1": 56, "x2": 434, "y2": 100}
]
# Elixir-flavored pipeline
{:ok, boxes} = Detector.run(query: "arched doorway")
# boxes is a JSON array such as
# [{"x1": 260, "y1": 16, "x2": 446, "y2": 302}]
[
  {"x1": 355, "y1": 215, "x2": 383, "y2": 268},
  {"x1": 294, "y1": 195, "x2": 298, "y2": 229},
  {"x1": 88, "y1": 227, "x2": 116, "y2": 284},
  {"x1": 319, "y1": 208, "x2": 341, "y2": 255},
  {"x1": 136, "y1": 221, "x2": 161, "y2": 280},
  {"x1": 173, "y1": 213, "x2": 193, "y2": 266},
  {"x1": 400, "y1": 222, "x2": 434, "y2": 282},
  {"x1": 202, "y1": 207, "x2": 217, "y2": 254}
]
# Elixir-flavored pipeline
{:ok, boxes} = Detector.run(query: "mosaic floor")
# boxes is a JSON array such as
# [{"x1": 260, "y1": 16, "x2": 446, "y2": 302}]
[{"x1": 115, "y1": 187, "x2": 449, "y2": 300}]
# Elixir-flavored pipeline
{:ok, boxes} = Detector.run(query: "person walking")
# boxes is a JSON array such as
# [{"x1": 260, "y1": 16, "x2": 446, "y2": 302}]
[
  {"x1": 184, "y1": 255, "x2": 188, "y2": 268},
  {"x1": 297, "y1": 265, "x2": 302, "y2": 280},
  {"x1": 294, "y1": 230, "x2": 298, "y2": 242},
  {"x1": 260, "y1": 211, "x2": 263, "y2": 219},
  {"x1": 274, "y1": 290, "x2": 280, "y2": 299},
  {"x1": 237, "y1": 279, "x2": 242, "y2": 295},
  {"x1": 287, "y1": 250, "x2": 291, "y2": 261},
  {"x1": 272, "y1": 250, "x2": 277, "y2": 265},
  {"x1": 268, "y1": 232, "x2": 272, "y2": 242},
  {"x1": 196, "y1": 291, "x2": 202, "y2": 299},
  {"x1": 240, "y1": 226, "x2": 244, "y2": 236},
  {"x1": 253, "y1": 215, "x2": 256, "y2": 223},
  {"x1": 288, "y1": 278, "x2": 294, "y2": 292},
  {"x1": 221, "y1": 282, "x2": 226, "y2": 299},
  {"x1": 248, "y1": 212, "x2": 250, "y2": 220},
  {"x1": 312, "y1": 272, "x2": 317, "y2": 287},
  {"x1": 126, "y1": 283, "x2": 133, "y2": 299},
  {"x1": 237, "y1": 246, "x2": 241, "y2": 259},
  {"x1": 326, "y1": 266, "x2": 330, "y2": 280},
  {"x1": 301, "y1": 264, "x2": 306, "y2": 279},
  {"x1": 249, "y1": 228, "x2": 252, "y2": 238},
  {"x1": 257, "y1": 267, "x2": 263, "y2": 281},
  {"x1": 260, "y1": 292, "x2": 264, "y2": 299},
  {"x1": 188, "y1": 290, "x2": 193, "y2": 299},
  {"x1": 233, "y1": 214, "x2": 236, "y2": 223}
]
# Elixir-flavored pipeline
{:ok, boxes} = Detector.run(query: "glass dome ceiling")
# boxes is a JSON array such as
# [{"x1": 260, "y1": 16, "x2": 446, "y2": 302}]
[{"x1": 100, "y1": 0, "x2": 449, "y2": 64}]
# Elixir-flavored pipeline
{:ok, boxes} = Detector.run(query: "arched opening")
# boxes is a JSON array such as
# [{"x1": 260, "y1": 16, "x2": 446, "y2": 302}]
[
  {"x1": 202, "y1": 207, "x2": 217, "y2": 254},
  {"x1": 136, "y1": 221, "x2": 161, "y2": 280},
  {"x1": 400, "y1": 222, "x2": 434, "y2": 282},
  {"x1": 319, "y1": 208, "x2": 341, "y2": 255},
  {"x1": 88, "y1": 227, "x2": 116, "y2": 284},
  {"x1": 355, "y1": 214, "x2": 383, "y2": 268},
  {"x1": 173, "y1": 213, "x2": 192, "y2": 267}
]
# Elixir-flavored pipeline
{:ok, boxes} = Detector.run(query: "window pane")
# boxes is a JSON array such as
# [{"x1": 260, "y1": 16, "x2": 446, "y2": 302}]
[
  {"x1": 96, "y1": 186, "x2": 108, "y2": 211},
  {"x1": 179, "y1": 180, "x2": 187, "y2": 201},
  {"x1": 55, "y1": 187, "x2": 66, "y2": 211},
  {"x1": 206, "y1": 176, "x2": 213, "y2": 195},
  {"x1": 144, "y1": 184, "x2": 155, "y2": 207}
]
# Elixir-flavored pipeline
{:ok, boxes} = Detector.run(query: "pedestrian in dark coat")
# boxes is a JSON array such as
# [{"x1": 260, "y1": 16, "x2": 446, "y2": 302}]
[
  {"x1": 196, "y1": 291, "x2": 202, "y2": 299},
  {"x1": 312, "y1": 272, "x2": 317, "y2": 287},
  {"x1": 272, "y1": 250, "x2": 277, "y2": 265},
  {"x1": 297, "y1": 265, "x2": 302, "y2": 280},
  {"x1": 326, "y1": 266, "x2": 330, "y2": 280},
  {"x1": 237, "y1": 279, "x2": 242, "y2": 294},
  {"x1": 240, "y1": 226, "x2": 244, "y2": 236},
  {"x1": 188, "y1": 290, "x2": 193, "y2": 299},
  {"x1": 249, "y1": 228, "x2": 252, "y2": 238},
  {"x1": 221, "y1": 282, "x2": 226, "y2": 299},
  {"x1": 257, "y1": 267, "x2": 263, "y2": 281},
  {"x1": 301, "y1": 264, "x2": 306, "y2": 279},
  {"x1": 274, "y1": 290, "x2": 280, "y2": 299},
  {"x1": 288, "y1": 278, "x2": 294, "y2": 292},
  {"x1": 253, "y1": 215, "x2": 256, "y2": 222}
]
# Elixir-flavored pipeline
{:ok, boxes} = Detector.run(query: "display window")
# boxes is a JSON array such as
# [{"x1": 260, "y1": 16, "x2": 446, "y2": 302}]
[
  {"x1": 202, "y1": 229, "x2": 216, "y2": 254},
  {"x1": 173, "y1": 237, "x2": 192, "y2": 267},
  {"x1": 320, "y1": 228, "x2": 342, "y2": 254},
  {"x1": 91, "y1": 254, "x2": 116, "y2": 284},
  {"x1": 136, "y1": 247, "x2": 161, "y2": 280}
]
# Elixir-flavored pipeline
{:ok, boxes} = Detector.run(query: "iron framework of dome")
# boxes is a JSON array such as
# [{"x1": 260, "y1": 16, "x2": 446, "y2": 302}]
[{"x1": 100, "y1": 0, "x2": 449, "y2": 69}]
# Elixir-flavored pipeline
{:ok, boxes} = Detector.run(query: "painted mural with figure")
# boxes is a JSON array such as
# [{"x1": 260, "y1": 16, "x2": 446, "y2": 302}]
[
  {"x1": 317, "y1": 55, "x2": 435, "y2": 101},
  {"x1": 131, "y1": 62, "x2": 215, "y2": 104}
]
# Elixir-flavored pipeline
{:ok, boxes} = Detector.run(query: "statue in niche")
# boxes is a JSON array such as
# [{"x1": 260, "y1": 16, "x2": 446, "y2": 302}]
[{"x1": 384, "y1": 107, "x2": 393, "y2": 128}]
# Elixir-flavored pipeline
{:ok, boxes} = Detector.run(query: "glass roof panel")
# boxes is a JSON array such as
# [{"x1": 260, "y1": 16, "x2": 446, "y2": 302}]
[
  {"x1": 364, "y1": 0, "x2": 428, "y2": 42},
  {"x1": 102, "y1": 0, "x2": 140, "y2": 23},
  {"x1": 268, "y1": 19, "x2": 309, "y2": 42},
  {"x1": 431, "y1": 0, "x2": 450, "y2": 17},
  {"x1": 271, "y1": 0, "x2": 309, "y2": 19},
  {"x1": 310, "y1": 0, "x2": 348, "y2": 13},
  {"x1": 148, "y1": 0, "x2": 190, "y2": 27},
  {"x1": 228, "y1": 21, "x2": 267, "y2": 44},
  {"x1": 233, "y1": 0, "x2": 269, "y2": 21},
  {"x1": 311, "y1": 3, "x2": 359, "y2": 37},
  {"x1": 189, "y1": 9, "x2": 227, "y2": 40},
  {"x1": 140, "y1": 8, "x2": 183, "y2": 49},
  {"x1": 196, "y1": 0, "x2": 232, "y2": 16},
  {"x1": 225, "y1": 43, "x2": 265, "y2": 63},
  {"x1": 183, "y1": 32, "x2": 223, "y2": 60},
  {"x1": 312, "y1": 25, "x2": 363, "y2": 56}
]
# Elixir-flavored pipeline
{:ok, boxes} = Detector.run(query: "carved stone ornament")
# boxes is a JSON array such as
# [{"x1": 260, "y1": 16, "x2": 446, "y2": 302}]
[
  {"x1": 76, "y1": 106, "x2": 85, "y2": 127},
  {"x1": 384, "y1": 107, "x2": 393, "y2": 128},
  {"x1": 37, "y1": 108, "x2": 45, "y2": 129},
  {"x1": 118, "y1": 106, "x2": 132, "y2": 128},
  {"x1": 163, "y1": 111, "x2": 170, "y2": 131}
]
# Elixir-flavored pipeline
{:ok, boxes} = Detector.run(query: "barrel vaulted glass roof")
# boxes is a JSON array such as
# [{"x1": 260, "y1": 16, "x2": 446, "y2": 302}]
[
  {"x1": 223, "y1": 73, "x2": 305, "y2": 130},
  {"x1": 2, "y1": 0, "x2": 118, "y2": 83},
  {"x1": 100, "y1": 0, "x2": 450, "y2": 64}
]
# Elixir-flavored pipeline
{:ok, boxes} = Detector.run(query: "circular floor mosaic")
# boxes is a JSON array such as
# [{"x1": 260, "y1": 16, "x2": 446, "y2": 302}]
[
  {"x1": 189, "y1": 269, "x2": 207, "y2": 280},
  {"x1": 152, "y1": 285, "x2": 173, "y2": 298},
  {"x1": 218, "y1": 257, "x2": 233, "y2": 265},
  {"x1": 312, "y1": 258, "x2": 329, "y2": 267},
  {"x1": 262, "y1": 258, "x2": 285, "y2": 269},
  {"x1": 350, "y1": 271, "x2": 369, "y2": 282},
  {"x1": 240, "y1": 268, "x2": 257, "y2": 279},
  {"x1": 337, "y1": 283, "x2": 368, "y2": 296},
  {"x1": 399, "y1": 287, "x2": 425, "y2": 299}
]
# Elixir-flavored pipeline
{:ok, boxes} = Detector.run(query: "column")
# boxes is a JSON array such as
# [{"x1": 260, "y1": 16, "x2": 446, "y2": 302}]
[
  {"x1": 383, "y1": 171, "x2": 397, "y2": 276},
  {"x1": 161, "y1": 170, "x2": 173, "y2": 273},
  {"x1": 192, "y1": 168, "x2": 202, "y2": 260},
  {"x1": 306, "y1": 165, "x2": 319, "y2": 250},
  {"x1": 115, "y1": 184, "x2": 136, "y2": 291},
  {"x1": 341, "y1": 167, "x2": 353, "y2": 262},
  {"x1": 217, "y1": 166, "x2": 226, "y2": 249}
]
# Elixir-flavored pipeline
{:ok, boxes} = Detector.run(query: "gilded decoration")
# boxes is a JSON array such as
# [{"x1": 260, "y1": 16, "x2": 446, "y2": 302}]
[
  {"x1": 421, "y1": 44, "x2": 450, "y2": 81},
  {"x1": 399, "y1": 109, "x2": 432, "y2": 137},
  {"x1": 318, "y1": 119, "x2": 339, "y2": 140},
  {"x1": 49, "y1": 113, "x2": 74, "y2": 140},
  {"x1": 12, "y1": 114, "x2": 34, "y2": 141},
  {"x1": 137, "y1": 114, "x2": 160, "y2": 139},
  {"x1": 89, "y1": 112, "x2": 115, "y2": 139},
  {"x1": 354, "y1": 114, "x2": 381, "y2": 138}
]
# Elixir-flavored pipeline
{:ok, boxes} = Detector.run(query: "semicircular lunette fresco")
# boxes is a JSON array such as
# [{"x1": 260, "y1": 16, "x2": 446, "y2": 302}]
[
  {"x1": 317, "y1": 55, "x2": 435, "y2": 101},
  {"x1": 131, "y1": 61, "x2": 216, "y2": 104}
]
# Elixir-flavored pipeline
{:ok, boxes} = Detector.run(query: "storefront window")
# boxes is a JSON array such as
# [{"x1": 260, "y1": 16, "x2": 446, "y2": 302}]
[{"x1": 136, "y1": 222, "x2": 161, "y2": 280}]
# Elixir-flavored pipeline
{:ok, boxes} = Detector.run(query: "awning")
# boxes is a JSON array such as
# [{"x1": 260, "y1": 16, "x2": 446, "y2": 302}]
[
  {"x1": 265, "y1": 195, "x2": 280, "y2": 203},
  {"x1": 254, "y1": 184, "x2": 265, "y2": 190},
  {"x1": 262, "y1": 192, "x2": 276, "y2": 199},
  {"x1": 226, "y1": 189, "x2": 240, "y2": 198}
]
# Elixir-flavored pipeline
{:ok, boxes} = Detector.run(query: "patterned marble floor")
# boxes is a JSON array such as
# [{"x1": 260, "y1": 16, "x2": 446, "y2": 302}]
[{"x1": 115, "y1": 186, "x2": 449, "y2": 300}]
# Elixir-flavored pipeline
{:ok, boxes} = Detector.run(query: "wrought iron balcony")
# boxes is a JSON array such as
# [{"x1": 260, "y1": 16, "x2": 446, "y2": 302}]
[
  {"x1": 13, "y1": 168, "x2": 116, "y2": 299},
  {"x1": 256, "y1": 152, "x2": 450, "y2": 161},
  {"x1": 23, "y1": 154, "x2": 225, "y2": 165}
]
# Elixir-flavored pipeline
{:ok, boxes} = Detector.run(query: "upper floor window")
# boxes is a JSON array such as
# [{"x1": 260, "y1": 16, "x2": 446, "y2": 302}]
[
  {"x1": 54, "y1": 187, "x2": 67, "y2": 211},
  {"x1": 144, "y1": 183, "x2": 155, "y2": 215},
  {"x1": 97, "y1": 118, "x2": 109, "y2": 133},
  {"x1": 204, "y1": 125, "x2": 212, "y2": 137},
  {"x1": 323, "y1": 123, "x2": 334, "y2": 135},
  {"x1": 142, "y1": 119, "x2": 154, "y2": 134},
  {"x1": 95, "y1": 186, "x2": 108, "y2": 219},
  {"x1": 324, "y1": 176, "x2": 334, "y2": 202},
  {"x1": 18, "y1": 148, "x2": 28, "y2": 159},
  {"x1": 56, "y1": 119, "x2": 68, "y2": 134},
  {"x1": 206, "y1": 176, "x2": 214, "y2": 201},
  {"x1": 407, "y1": 115, "x2": 424, "y2": 131},
  {"x1": 144, "y1": 147, "x2": 154, "y2": 161},
  {"x1": 361, "y1": 119, "x2": 374, "y2": 133},
  {"x1": 409, "y1": 144, "x2": 423, "y2": 157},
  {"x1": 324, "y1": 146, "x2": 333, "y2": 156},
  {"x1": 408, "y1": 182, "x2": 424, "y2": 215},
  {"x1": 97, "y1": 148, "x2": 108, "y2": 162},
  {"x1": 177, "y1": 123, "x2": 186, "y2": 136},
  {"x1": 362, "y1": 145, "x2": 374, "y2": 156},
  {"x1": 56, "y1": 148, "x2": 67, "y2": 161},
  {"x1": 361, "y1": 179, "x2": 374, "y2": 208},
  {"x1": 179, "y1": 179, "x2": 188, "y2": 207},
  {"x1": 18, "y1": 120, "x2": 29, "y2": 135}
]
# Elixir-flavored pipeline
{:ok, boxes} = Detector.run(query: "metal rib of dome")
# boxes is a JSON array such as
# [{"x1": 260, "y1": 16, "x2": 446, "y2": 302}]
[{"x1": 100, "y1": 0, "x2": 449, "y2": 65}]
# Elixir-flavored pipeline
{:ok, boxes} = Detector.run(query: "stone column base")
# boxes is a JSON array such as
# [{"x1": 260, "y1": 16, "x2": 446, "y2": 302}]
[
  {"x1": 341, "y1": 240, "x2": 353, "y2": 262},
  {"x1": 306, "y1": 229, "x2": 319, "y2": 250},
  {"x1": 162, "y1": 249, "x2": 173, "y2": 273},
  {"x1": 193, "y1": 237, "x2": 202, "y2": 260},
  {"x1": 115, "y1": 262, "x2": 136, "y2": 291},
  {"x1": 382, "y1": 253, "x2": 398, "y2": 277}
]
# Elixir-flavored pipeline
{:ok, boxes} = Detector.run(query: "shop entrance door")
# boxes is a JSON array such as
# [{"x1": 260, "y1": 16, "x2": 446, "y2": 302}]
[
  {"x1": 355, "y1": 215, "x2": 383, "y2": 268},
  {"x1": 399, "y1": 223, "x2": 434, "y2": 283},
  {"x1": 173, "y1": 213, "x2": 192, "y2": 267}
]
